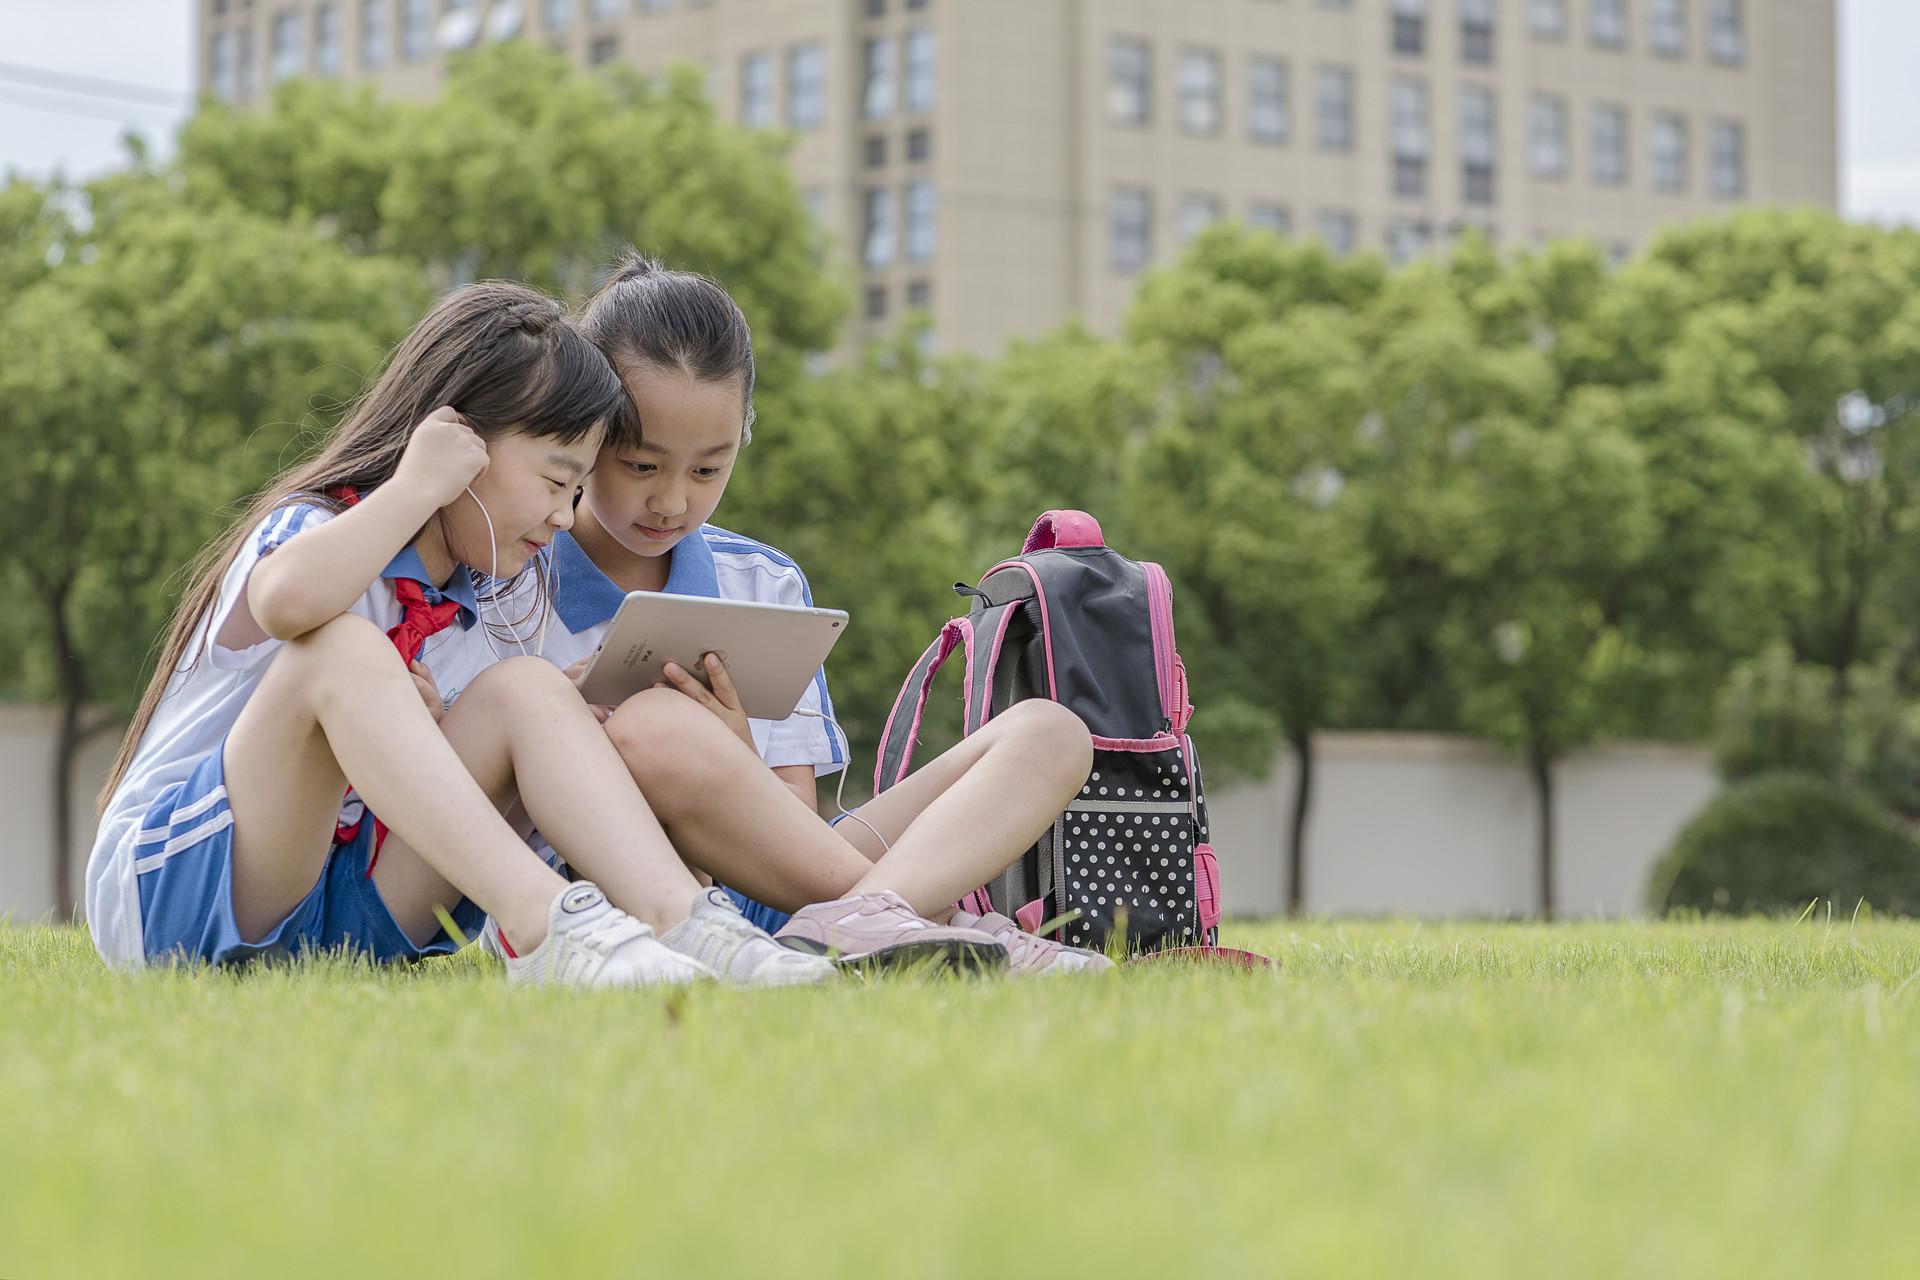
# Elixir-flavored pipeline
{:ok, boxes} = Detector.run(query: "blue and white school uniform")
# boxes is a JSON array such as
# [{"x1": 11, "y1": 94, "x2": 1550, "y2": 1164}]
[
  {"x1": 84, "y1": 502, "x2": 498, "y2": 970},
  {"x1": 452, "y1": 524, "x2": 846, "y2": 932}
]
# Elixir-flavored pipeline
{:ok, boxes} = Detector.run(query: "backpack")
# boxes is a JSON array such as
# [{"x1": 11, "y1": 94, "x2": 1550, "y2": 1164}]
[{"x1": 873, "y1": 510, "x2": 1222, "y2": 954}]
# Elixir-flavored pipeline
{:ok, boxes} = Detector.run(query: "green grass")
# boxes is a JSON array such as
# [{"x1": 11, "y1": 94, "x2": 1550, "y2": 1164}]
[{"x1": 6, "y1": 916, "x2": 1920, "y2": 1278}]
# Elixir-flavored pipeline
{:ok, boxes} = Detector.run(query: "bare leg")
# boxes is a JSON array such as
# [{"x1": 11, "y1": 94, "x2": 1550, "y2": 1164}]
[
  {"x1": 223, "y1": 614, "x2": 566, "y2": 950},
  {"x1": 366, "y1": 657, "x2": 705, "y2": 946},
  {"x1": 606, "y1": 692, "x2": 1091, "y2": 918}
]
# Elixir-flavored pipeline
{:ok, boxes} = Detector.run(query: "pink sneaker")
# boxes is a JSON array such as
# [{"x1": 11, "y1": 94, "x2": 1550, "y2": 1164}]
[
  {"x1": 948, "y1": 908, "x2": 1115, "y2": 976},
  {"x1": 775, "y1": 890, "x2": 1008, "y2": 974}
]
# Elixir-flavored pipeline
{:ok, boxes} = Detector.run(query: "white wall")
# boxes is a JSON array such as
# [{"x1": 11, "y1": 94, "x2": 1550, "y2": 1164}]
[
  {"x1": 1208, "y1": 733, "x2": 1720, "y2": 919},
  {"x1": 0, "y1": 707, "x2": 119, "y2": 924},
  {"x1": 0, "y1": 711, "x2": 1718, "y2": 925}
]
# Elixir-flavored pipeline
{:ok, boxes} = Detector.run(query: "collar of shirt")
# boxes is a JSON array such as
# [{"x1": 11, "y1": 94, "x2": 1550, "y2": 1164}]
[
  {"x1": 550, "y1": 526, "x2": 722, "y2": 633},
  {"x1": 381, "y1": 544, "x2": 480, "y2": 630}
]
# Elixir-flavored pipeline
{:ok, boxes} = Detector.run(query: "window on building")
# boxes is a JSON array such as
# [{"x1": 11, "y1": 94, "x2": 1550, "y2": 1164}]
[
  {"x1": 906, "y1": 279, "x2": 931, "y2": 309},
  {"x1": 1709, "y1": 119, "x2": 1745, "y2": 197},
  {"x1": 865, "y1": 0, "x2": 885, "y2": 16},
  {"x1": 1387, "y1": 220, "x2": 1434, "y2": 265},
  {"x1": 271, "y1": 8, "x2": 304, "y2": 81},
  {"x1": 1108, "y1": 38, "x2": 1151, "y2": 126},
  {"x1": 1111, "y1": 187, "x2": 1152, "y2": 272},
  {"x1": 314, "y1": 4, "x2": 342, "y2": 75},
  {"x1": 905, "y1": 179, "x2": 936, "y2": 261},
  {"x1": 904, "y1": 29, "x2": 935, "y2": 113},
  {"x1": 1529, "y1": 94, "x2": 1569, "y2": 178},
  {"x1": 1249, "y1": 56, "x2": 1290, "y2": 144},
  {"x1": 1390, "y1": 76, "x2": 1429, "y2": 198},
  {"x1": 787, "y1": 42, "x2": 825, "y2": 129},
  {"x1": 1315, "y1": 65, "x2": 1354, "y2": 151},
  {"x1": 1316, "y1": 210, "x2": 1358, "y2": 256},
  {"x1": 237, "y1": 26, "x2": 255, "y2": 97},
  {"x1": 906, "y1": 127, "x2": 931, "y2": 162},
  {"x1": 1460, "y1": 86, "x2": 1497, "y2": 205},
  {"x1": 740, "y1": 51, "x2": 773, "y2": 127},
  {"x1": 865, "y1": 285, "x2": 888, "y2": 322},
  {"x1": 1590, "y1": 0, "x2": 1628, "y2": 49},
  {"x1": 863, "y1": 37, "x2": 894, "y2": 119},
  {"x1": 1652, "y1": 111, "x2": 1689, "y2": 191},
  {"x1": 636, "y1": 0, "x2": 672, "y2": 13},
  {"x1": 864, "y1": 135, "x2": 887, "y2": 168},
  {"x1": 543, "y1": 0, "x2": 570, "y2": 31},
  {"x1": 1461, "y1": 0, "x2": 1496, "y2": 63},
  {"x1": 400, "y1": 0, "x2": 431, "y2": 59},
  {"x1": 1178, "y1": 49, "x2": 1222, "y2": 135},
  {"x1": 1390, "y1": 0, "x2": 1427, "y2": 57},
  {"x1": 589, "y1": 33, "x2": 618, "y2": 63},
  {"x1": 438, "y1": 0, "x2": 481, "y2": 51},
  {"x1": 1529, "y1": 0, "x2": 1567, "y2": 38},
  {"x1": 1591, "y1": 103, "x2": 1628, "y2": 185},
  {"x1": 863, "y1": 186, "x2": 896, "y2": 267},
  {"x1": 210, "y1": 30, "x2": 237, "y2": 100},
  {"x1": 588, "y1": 0, "x2": 620, "y2": 19},
  {"x1": 1707, "y1": 0, "x2": 1745, "y2": 63},
  {"x1": 361, "y1": 0, "x2": 388, "y2": 67},
  {"x1": 1248, "y1": 202, "x2": 1292, "y2": 237},
  {"x1": 487, "y1": 1, "x2": 527, "y2": 40},
  {"x1": 1649, "y1": 0, "x2": 1688, "y2": 56},
  {"x1": 1177, "y1": 193, "x2": 1223, "y2": 244}
]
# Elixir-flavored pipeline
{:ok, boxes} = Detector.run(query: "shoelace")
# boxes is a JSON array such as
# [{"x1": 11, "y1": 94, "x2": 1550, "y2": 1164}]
[{"x1": 564, "y1": 908, "x2": 652, "y2": 960}]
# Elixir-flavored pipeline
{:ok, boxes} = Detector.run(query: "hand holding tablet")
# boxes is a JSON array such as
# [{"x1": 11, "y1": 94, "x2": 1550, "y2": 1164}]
[{"x1": 575, "y1": 591, "x2": 849, "y2": 720}]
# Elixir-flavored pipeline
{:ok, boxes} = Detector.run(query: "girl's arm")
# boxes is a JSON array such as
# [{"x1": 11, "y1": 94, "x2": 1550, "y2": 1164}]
[{"x1": 239, "y1": 408, "x2": 488, "y2": 644}]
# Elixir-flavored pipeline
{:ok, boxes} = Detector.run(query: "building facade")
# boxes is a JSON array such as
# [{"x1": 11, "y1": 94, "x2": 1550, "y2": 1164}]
[{"x1": 198, "y1": 0, "x2": 1837, "y2": 355}]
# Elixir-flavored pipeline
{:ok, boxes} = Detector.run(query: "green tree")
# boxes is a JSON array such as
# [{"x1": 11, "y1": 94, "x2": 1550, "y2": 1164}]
[
  {"x1": 1119, "y1": 227, "x2": 1383, "y2": 911},
  {"x1": 0, "y1": 175, "x2": 423, "y2": 911},
  {"x1": 174, "y1": 43, "x2": 845, "y2": 385}
]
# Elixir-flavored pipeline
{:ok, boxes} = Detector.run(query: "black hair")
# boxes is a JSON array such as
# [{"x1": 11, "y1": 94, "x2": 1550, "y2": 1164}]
[{"x1": 576, "y1": 250, "x2": 757, "y2": 449}]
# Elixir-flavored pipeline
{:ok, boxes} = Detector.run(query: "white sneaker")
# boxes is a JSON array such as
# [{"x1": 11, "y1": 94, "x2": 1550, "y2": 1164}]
[
  {"x1": 493, "y1": 882, "x2": 714, "y2": 988},
  {"x1": 658, "y1": 888, "x2": 838, "y2": 988}
]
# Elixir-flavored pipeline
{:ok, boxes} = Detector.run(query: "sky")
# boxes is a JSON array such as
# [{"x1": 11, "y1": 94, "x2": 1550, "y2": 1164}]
[{"x1": 1, "y1": 0, "x2": 1916, "y2": 225}]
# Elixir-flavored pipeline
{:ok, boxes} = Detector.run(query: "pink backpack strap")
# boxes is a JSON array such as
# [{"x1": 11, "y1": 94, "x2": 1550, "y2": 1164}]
[
  {"x1": 873, "y1": 617, "x2": 974, "y2": 792},
  {"x1": 1023, "y1": 509, "x2": 1105, "y2": 553}
]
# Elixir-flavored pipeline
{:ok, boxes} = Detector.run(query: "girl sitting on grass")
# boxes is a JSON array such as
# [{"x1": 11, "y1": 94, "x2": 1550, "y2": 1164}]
[
  {"x1": 86, "y1": 281, "x2": 834, "y2": 990},
  {"x1": 448, "y1": 254, "x2": 1111, "y2": 975}
]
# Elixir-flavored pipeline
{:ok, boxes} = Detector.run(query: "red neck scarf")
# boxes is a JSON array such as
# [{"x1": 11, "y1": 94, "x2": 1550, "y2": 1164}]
[{"x1": 326, "y1": 485, "x2": 470, "y2": 865}]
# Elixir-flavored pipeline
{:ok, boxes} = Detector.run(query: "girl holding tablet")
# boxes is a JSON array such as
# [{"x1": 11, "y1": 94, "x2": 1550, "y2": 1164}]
[
  {"x1": 86, "y1": 282, "x2": 832, "y2": 990},
  {"x1": 503, "y1": 254, "x2": 1112, "y2": 975}
]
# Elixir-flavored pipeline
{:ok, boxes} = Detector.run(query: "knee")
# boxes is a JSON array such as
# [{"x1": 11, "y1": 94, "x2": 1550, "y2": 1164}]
[
  {"x1": 603, "y1": 688, "x2": 732, "y2": 788},
  {"x1": 457, "y1": 655, "x2": 575, "y2": 713},
  {"x1": 280, "y1": 612, "x2": 393, "y2": 675},
  {"x1": 994, "y1": 699, "x2": 1093, "y2": 787}
]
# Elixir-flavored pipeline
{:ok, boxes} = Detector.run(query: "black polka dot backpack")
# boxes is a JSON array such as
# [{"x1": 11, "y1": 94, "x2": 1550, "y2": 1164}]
[{"x1": 874, "y1": 510, "x2": 1227, "y2": 957}]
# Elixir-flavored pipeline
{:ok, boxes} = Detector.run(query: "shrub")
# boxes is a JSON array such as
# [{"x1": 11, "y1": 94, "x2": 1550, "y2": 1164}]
[{"x1": 1649, "y1": 771, "x2": 1920, "y2": 917}]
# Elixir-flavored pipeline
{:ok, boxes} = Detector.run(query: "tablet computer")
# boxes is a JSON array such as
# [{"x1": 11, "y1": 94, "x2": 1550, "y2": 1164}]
[{"x1": 575, "y1": 591, "x2": 849, "y2": 720}]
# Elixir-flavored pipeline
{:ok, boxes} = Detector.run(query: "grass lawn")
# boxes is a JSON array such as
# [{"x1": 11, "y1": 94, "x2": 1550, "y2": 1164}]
[{"x1": 5, "y1": 915, "x2": 1919, "y2": 1278}]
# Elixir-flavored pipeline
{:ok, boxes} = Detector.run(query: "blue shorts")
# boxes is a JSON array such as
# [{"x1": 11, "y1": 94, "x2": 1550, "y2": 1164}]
[
  {"x1": 721, "y1": 886, "x2": 791, "y2": 935},
  {"x1": 135, "y1": 741, "x2": 485, "y2": 967}
]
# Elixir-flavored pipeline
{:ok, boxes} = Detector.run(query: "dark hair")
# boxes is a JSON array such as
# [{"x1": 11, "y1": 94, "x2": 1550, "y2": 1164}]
[
  {"x1": 101, "y1": 280, "x2": 628, "y2": 808},
  {"x1": 576, "y1": 250, "x2": 757, "y2": 449}
]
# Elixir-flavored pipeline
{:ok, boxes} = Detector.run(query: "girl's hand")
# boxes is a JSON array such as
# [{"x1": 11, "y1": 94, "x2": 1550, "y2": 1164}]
[
  {"x1": 562, "y1": 655, "x2": 616, "y2": 723},
  {"x1": 658, "y1": 653, "x2": 753, "y2": 750},
  {"x1": 393, "y1": 406, "x2": 489, "y2": 509},
  {"x1": 410, "y1": 660, "x2": 446, "y2": 722}
]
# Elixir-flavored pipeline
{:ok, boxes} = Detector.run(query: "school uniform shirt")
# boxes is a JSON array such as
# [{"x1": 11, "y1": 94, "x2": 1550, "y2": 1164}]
[
  {"x1": 435, "y1": 524, "x2": 846, "y2": 779},
  {"x1": 85, "y1": 502, "x2": 494, "y2": 969}
]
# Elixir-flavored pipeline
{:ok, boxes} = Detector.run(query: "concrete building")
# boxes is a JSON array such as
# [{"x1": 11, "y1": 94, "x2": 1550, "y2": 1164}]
[{"x1": 197, "y1": 0, "x2": 1837, "y2": 355}]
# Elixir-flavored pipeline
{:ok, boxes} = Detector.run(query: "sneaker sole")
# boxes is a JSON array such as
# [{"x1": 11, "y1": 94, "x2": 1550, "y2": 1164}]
[{"x1": 779, "y1": 935, "x2": 1008, "y2": 976}]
